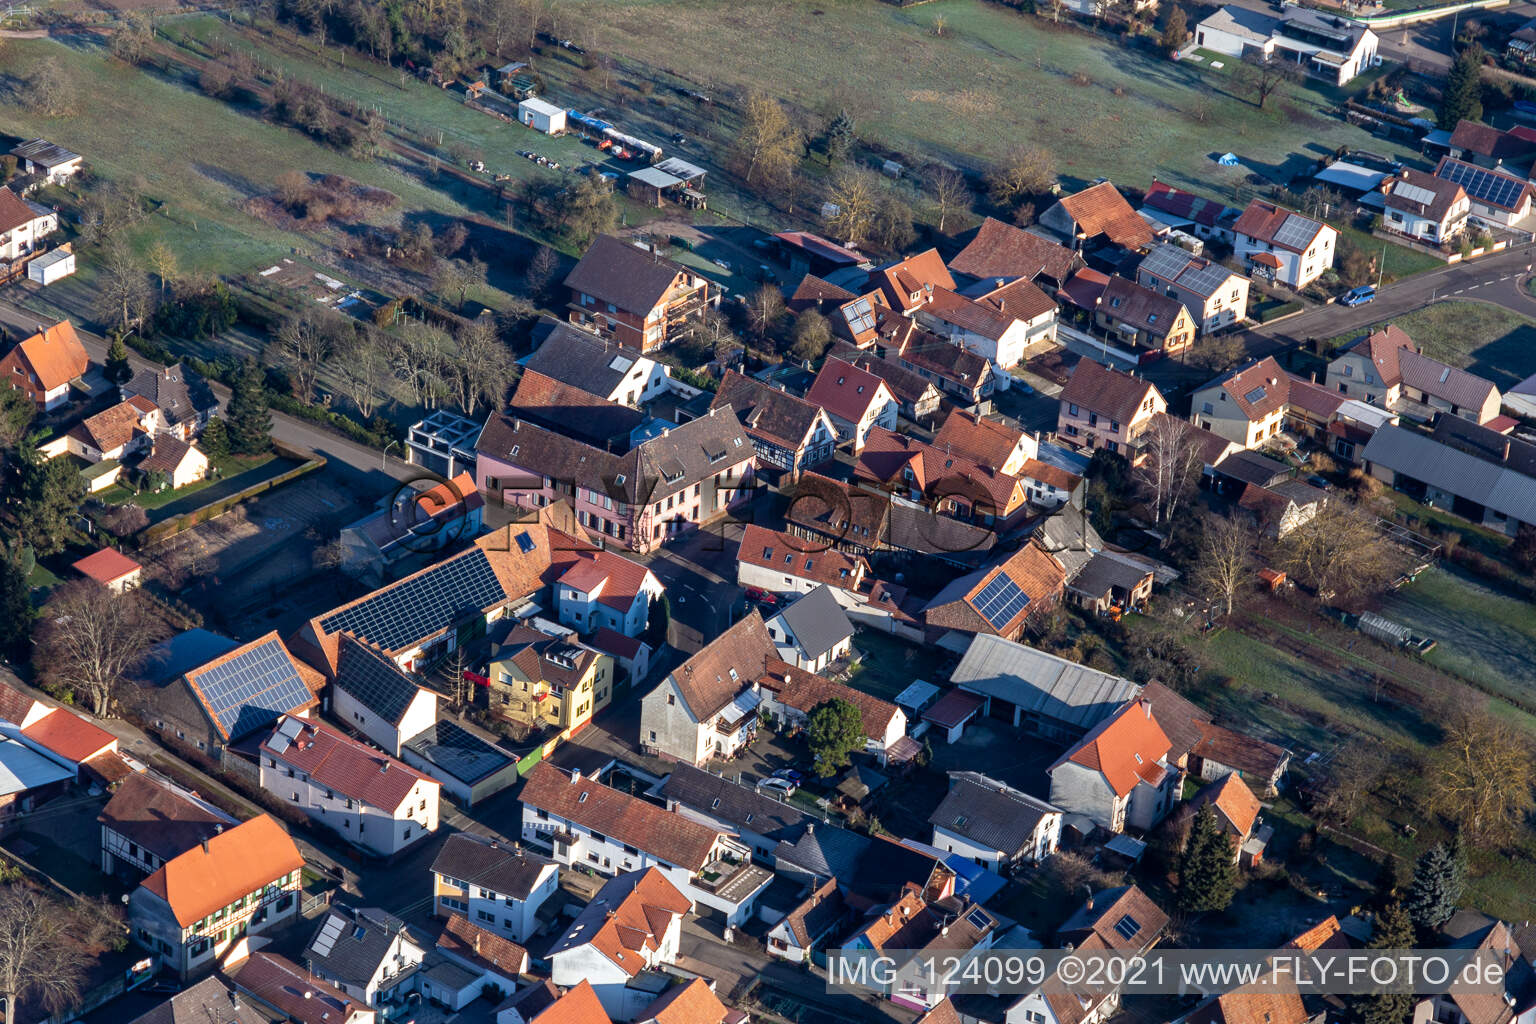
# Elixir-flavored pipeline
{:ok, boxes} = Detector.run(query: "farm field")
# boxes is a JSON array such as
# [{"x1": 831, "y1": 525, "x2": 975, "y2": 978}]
[{"x1": 552, "y1": 0, "x2": 1424, "y2": 205}]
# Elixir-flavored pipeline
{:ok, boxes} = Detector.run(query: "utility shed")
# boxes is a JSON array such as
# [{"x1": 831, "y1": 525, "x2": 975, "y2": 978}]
[
  {"x1": 1357, "y1": 612, "x2": 1411, "y2": 646},
  {"x1": 518, "y1": 97, "x2": 566, "y2": 134}
]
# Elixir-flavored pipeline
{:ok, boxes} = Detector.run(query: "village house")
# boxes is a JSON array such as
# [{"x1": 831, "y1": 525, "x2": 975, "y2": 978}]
[
  {"x1": 759, "y1": 658, "x2": 910, "y2": 765},
  {"x1": 844, "y1": 881, "x2": 998, "y2": 1013},
  {"x1": 712, "y1": 370, "x2": 838, "y2": 480},
  {"x1": 1326, "y1": 325, "x2": 1501, "y2": 424},
  {"x1": 121, "y1": 362, "x2": 218, "y2": 440},
  {"x1": 1058, "y1": 358, "x2": 1167, "y2": 458},
  {"x1": 782, "y1": 471, "x2": 890, "y2": 557},
  {"x1": 99, "y1": 773, "x2": 238, "y2": 880},
  {"x1": 525, "y1": 320, "x2": 673, "y2": 407},
  {"x1": 922, "y1": 542, "x2": 1068, "y2": 649},
  {"x1": 1189, "y1": 720, "x2": 1291, "y2": 795},
  {"x1": 1434, "y1": 156, "x2": 1535, "y2": 230},
  {"x1": 258, "y1": 716, "x2": 440, "y2": 858},
  {"x1": 483, "y1": 621, "x2": 613, "y2": 736},
  {"x1": 1, "y1": 319, "x2": 88, "y2": 410},
  {"x1": 950, "y1": 633, "x2": 1143, "y2": 743},
  {"x1": 520, "y1": 763, "x2": 771, "y2": 926},
  {"x1": 565, "y1": 234, "x2": 714, "y2": 352},
  {"x1": 140, "y1": 437, "x2": 210, "y2": 491},
  {"x1": 831, "y1": 343, "x2": 945, "y2": 424},
  {"x1": 856, "y1": 427, "x2": 1033, "y2": 532},
  {"x1": 891, "y1": 327, "x2": 996, "y2": 406},
  {"x1": 1135, "y1": 243, "x2": 1250, "y2": 333},
  {"x1": 1039, "y1": 181, "x2": 1155, "y2": 253},
  {"x1": 233, "y1": 951, "x2": 376, "y2": 1024},
  {"x1": 430, "y1": 833, "x2": 559, "y2": 944},
  {"x1": 788, "y1": 272, "x2": 857, "y2": 315},
  {"x1": 766, "y1": 878, "x2": 851, "y2": 964},
  {"x1": 762, "y1": 585, "x2": 855, "y2": 672},
  {"x1": 305, "y1": 904, "x2": 425, "y2": 1006},
  {"x1": 640, "y1": 612, "x2": 776, "y2": 765},
  {"x1": 328, "y1": 634, "x2": 441, "y2": 756},
  {"x1": 1362, "y1": 419, "x2": 1536, "y2": 536},
  {"x1": 949, "y1": 216, "x2": 1079, "y2": 293},
  {"x1": 44, "y1": 397, "x2": 159, "y2": 467},
  {"x1": 549, "y1": 541, "x2": 664, "y2": 638},
  {"x1": 1049, "y1": 699, "x2": 1179, "y2": 833},
  {"x1": 1178, "y1": 773, "x2": 1268, "y2": 867},
  {"x1": 1065, "y1": 552, "x2": 1156, "y2": 616},
  {"x1": 338, "y1": 473, "x2": 486, "y2": 587},
  {"x1": 127, "y1": 976, "x2": 273, "y2": 1024},
  {"x1": 1194, "y1": 6, "x2": 1379, "y2": 86},
  {"x1": 548, "y1": 867, "x2": 691, "y2": 1020},
  {"x1": 736, "y1": 523, "x2": 875, "y2": 605},
  {"x1": 929, "y1": 771, "x2": 1062, "y2": 869},
  {"x1": 805, "y1": 356, "x2": 899, "y2": 452},
  {"x1": 0, "y1": 185, "x2": 58, "y2": 263},
  {"x1": 508, "y1": 368, "x2": 651, "y2": 451},
  {"x1": 1139, "y1": 181, "x2": 1242, "y2": 243},
  {"x1": 660, "y1": 762, "x2": 816, "y2": 866},
  {"x1": 474, "y1": 408, "x2": 755, "y2": 551},
  {"x1": 1190, "y1": 356, "x2": 1295, "y2": 448},
  {"x1": 128, "y1": 814, "x2": 305, "y2": 977},
  {"x1": 1381, "y1": 168, "x2": 1470, "y2": 245},
  {"x1": 1237, "y1": 479, "x2": 1328, "y2": 538},
  {"x1": 423, "y1": 913, "x2": 529, "y2": 1009},
  {"x1": 1176, "y1": 988, "x2": 1307, "y2": 1024},
  {"x1": 635, "y1": 978, "x2": 737, "y2": 1024},
  {"x1": 1231, "y1": 200, "x2": 1337, "y2": 289},
  {"x1": 10, "y1": 138, "x2": 82, "y2": 182},
  {"x1": 1409, "y1": 922, "x2": 1536, "y2": 1024},
  {"x1": 1090, "y1": 276, "x2": 1197, "y2": 357},
  {"x1": 868, "y1": 249, "x2": 955, "y2": 314},
  {"x1": 494, "y1": 979, "x2": 612, "y2": 1024},
  {"x1": 916, "y1": 280, "x2": 1059, "y2": 372}
]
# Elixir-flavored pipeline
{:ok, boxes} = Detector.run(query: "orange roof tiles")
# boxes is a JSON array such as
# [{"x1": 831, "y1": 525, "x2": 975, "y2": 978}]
[
  {"x1": 1285, "y1": 915, "x2": 1347, "y2": 952},
  {"x1": 1186, "y1": 990, "x2": 1308, "y2": 1024},
  {"x1": 73, "y1": 547, "x2": 142, "y2": 585},
  {"x1": 1215, "y1": 357, "x2": 1291, "y2": 421},
  {"x1": 1233, "y1": 200, "x2": 1324, "y2": 254},
  {"x1": 950, "y1": 217, "x2": 1077, "y2": 284},
  {"x1": 640, "y1": 977, "x2": 732, "y2": 1024},
  {"x1": 872, "y1": 249, "x2": 956, "y2": 310},
  {"x1": 11, "y1": 321, "x2": 88, "y2": 391},
  {"x1": 21, "y1": 709, "x2": 117, "y2": 763},
  {"x1": 1053, "y1": 699, "x2": 1171, "y2": 797},
  {"x1": 556, "y1": 867, "x2": 691, "y2": 977},
  {"x1": 1058, "y1": 182, "x2": 1154, "y2": 249},
  {"x1": 0, "y1": 187, "x2": 42, "y2": 235},
  {"x1": 260, "y1": 717, "x2": 433, "y2": 812},
  {"x1": 666, "y1": 609, "x2": 776, "y2": 720},
  {"x1": 438, "y1": 912, "x2": 529, "y2": 976},
  {"x1": 1192, "y1": 772, "x2": 1261, "y2": 837},
  {"x1": 140, "y1": 814, "x2": 305, "y2": 927},
  {"x1": 933, "y1": 410, "x2": 1028, "y2": 473},
  {"x1": 71, "y1": 400, "x2": 146, "y2": 454},
  {"x1": 1060, "y1": 358, "x2": 1161, "y2": 426},
  {"x1": 537, "y1": 980, "x2": 612, "y2": 1024},
  {"x1": 738, "y1": 524, "x2": 870, "y2": 591}
]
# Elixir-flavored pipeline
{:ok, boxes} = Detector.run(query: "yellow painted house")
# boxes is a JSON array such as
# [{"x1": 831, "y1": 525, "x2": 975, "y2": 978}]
[{"x1": 486, "y1": 623, "x2": 613, "y2": 735}]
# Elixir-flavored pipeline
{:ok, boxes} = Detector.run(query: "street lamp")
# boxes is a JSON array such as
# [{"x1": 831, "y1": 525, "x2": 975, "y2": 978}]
[{"x1": 381, "y1": 439, "x2": 400, "y2": 470}]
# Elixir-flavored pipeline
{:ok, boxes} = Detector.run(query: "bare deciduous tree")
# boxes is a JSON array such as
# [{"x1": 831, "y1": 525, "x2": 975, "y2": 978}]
[
  {"x1": 1429, "y1": 705, "x2": 1536, "y2": 844},
  {"x1": 523, "y1": 244, "x2": 559, "y2": 302},
  {"x1": 1278, "y1": 499, "x2": 1396, "y2": 606},
  {"x1": 1238, "y1": 52, "x2": 1300, "y2": 110},
  {"x1": 274, "y1": 308, "x2": 340, "y2": 403},
  {"x1": 824, "y1": 168, "x2": 880, "y2": 247},
  {"x1": 745, "y1": 284, "x2": 786, "y2": 342},
  {"x1": 1138, "y1": 415, "x2": 1204, "y2": 548},
  {"x1": 23, "y1": 58, "x2": 75, "y2": 117},
  {"x1": 928, "y1": 167, "x2": 972, "y2": 233},
  {"x1": 95, "y1": 241, "x2": 153, "y2": 336},
  {"x1": 734, "y1": 93, "x2": 801, "y2": 187},
  {"x1": 1194, "y1": 513, "x2": 1252, "y2": 617},
  {"x1": 449, "y1": 317, "x2": 515, "y2": 417},
  {"x1": 33, "y1": 581, "x2": 156, "y2": 716},
  {"x1": 332, "y1": 329, "x2": 393, "y2": 419},
  {"x1": 987, "y1": 144, "x2": 1056, "y2": 204},
  {"x1": 433, "y1": 256, "x2": 487, "y2": 313},
  {"x1": 0, "y1": 885, "x2": 91, "y2": 1024},
  {"x1": 389, "y1": 321, "x2": 452, "y2": 409},
  {"x1": 145, "y1": 240, "x2": 179, "y2": 300}
]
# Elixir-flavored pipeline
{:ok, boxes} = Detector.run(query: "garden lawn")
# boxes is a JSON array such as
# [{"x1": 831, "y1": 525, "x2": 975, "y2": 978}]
[
  {"x1": 1329, "y1": 223, "x2": 1444, "y2": 283},
  {"x1": 98, "y1": 453, "x2": 279, "y2": 514},
  {"x1": 843, "y1": 629, "x2": 951, "y2": 703}
]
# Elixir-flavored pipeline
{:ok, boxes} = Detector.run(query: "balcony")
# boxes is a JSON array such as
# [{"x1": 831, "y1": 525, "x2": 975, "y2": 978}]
[
  {"x1": 663, "y1": 292, "x2": 709, "y2": 322},
  {"x1": 694, "y1": 855, "x2": 774, "y2": 904}
]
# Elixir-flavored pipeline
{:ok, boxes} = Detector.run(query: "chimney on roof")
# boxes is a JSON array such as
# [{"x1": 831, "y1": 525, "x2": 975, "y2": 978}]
[
  {"x1": 230, "y1": 990, "x2": 241, "y2": 1010},
  {"x1": 215, "y1": 823, "x2": 224, "y2": 835},
  {"x1": 1144, "y1": 700, "x2": 1152, "y2": 720},
  {"x1": 201, "y1": 837, "x2": 211, "y2": 854},
  {"x1": 570, "y1": 769, "x2": 582, "y2": 784}
]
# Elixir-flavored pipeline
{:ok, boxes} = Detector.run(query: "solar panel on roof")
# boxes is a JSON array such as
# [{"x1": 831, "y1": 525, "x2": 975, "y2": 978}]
[
  {"x1": 842, "y1": 297, "x2": 876, "y2": 335},
  {"x1": 1393, "y1": 182, "x2": 1439, "y2": 208},
  {"x1": 972, "y1": 572, "x2": 1030, "y2": 629},
  {"x1": 1436, "y1": 160, "x2": 1527, "y2": 210},
  {"x1": 1244, "y1": 387, "x2": 1267, "y2": 404},
  {"x1": 320, "y1": 548, "x2": 506, "y2": 651},
  {"x1": 1272, "y1": 214, "x2": 1320, "y2": 251},
  {"x1": 1139, "y1": 245, "x2": 1192, "y2": 282},
  {"x1": 1182, "y1": 262, "x2": 1232, "y2": 296},
  {"x1": 191, "y1": 638, "x2": 314, "y2": 739}
]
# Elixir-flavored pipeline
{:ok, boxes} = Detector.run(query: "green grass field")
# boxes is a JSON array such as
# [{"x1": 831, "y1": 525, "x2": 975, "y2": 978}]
[
  {"x1": 553, "y1": 0, "x2": 1422, "y2": 205},
  {"x1": 97, "y1": 453, "x2": 278, "y2": 513},
  {"x1": 1322, "y1": 300, "x2": 1536, "y2": 387},
  {"x1": 1330, "y1": 223, "x2": 1444, "y2": 283}
]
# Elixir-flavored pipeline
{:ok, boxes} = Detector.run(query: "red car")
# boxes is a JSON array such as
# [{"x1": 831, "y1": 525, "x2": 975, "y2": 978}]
[{"x1": 743, "y1": 586, "x2": 779, "y2": 607}]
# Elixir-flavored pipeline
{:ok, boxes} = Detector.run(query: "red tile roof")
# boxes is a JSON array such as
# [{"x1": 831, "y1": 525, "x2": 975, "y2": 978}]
[
  {"x1": 969, "y1": 276, "x2": 1059, "y2": 323},
  {"x1": 1190, "y1": 772, "x2": 1261, "y2": 837},
  {"x1": 72, "y1": 547, "x2": 142, "y2": 585},
  {"x1": 1212, "y1": 357, "x2": 1291, "y2": 421},
  {"x1": 438, "y1": 912, "x2": 529, "y2": 976},
  {"x1": 950, "y1": 217, "x2": 1077, "y2": 284},
  {"x1": 872, "y1": 249, "x2": 956, "y2": 310},
  {"x1": 1060, "y1": 358, "x2": 1161, "y2": 426},
  {"x1": 234, "y1": 952, "x2": 366, "y2": 1024},
  {"x1": 536, "y1": 980, "x2": 613, "y2": 1024},
  {"x1": 21, "y1": 709, "x2": 116, "y2": 763},
  {"x1": 140, "y1": 814, "x2": 305, "y2": 927},
  {"x1": 805, "y1": 357, "x2": 893, "y2": 425},
  {"x1": 260, "y1": 716, "x2": 434, "y2": 812},
  {"x1": 666, "y1": 609, "x2": 777, "y2": 720},
  {"x1": 639, "y1": 977, "x2": 732, "y2": 1024},
  {"x1": 1344, "y1": 324, "x2": 1413, "y2": 385},
  {"x1": 1233, "y1": 200, "x2": 1325, "y2": 253},
  {"x1": 923, "y1": 689, "x2": 984, "y2": 730},
  {"x1": 933, "y1": 410, "x2": 1028, "y2": 473},
  {"x1": 787, "y1": 273, "x2": 856, "y2": 314},
  {"x1": 923, "y1": 286, "x2": 1018, "y2": 341},
  {"x1": 550, "y1": 544, "x2": 656, "y2": 613},
  {"x1": 69, "y1": 400, "x2": 146, "y2": 454},
  {"x1": 10, "y1": 320, "x2": 88, "y2": 392},
  {"x1": 556, "y1": 867, "x2": 692, "y2": 978},
  {"x1": 1185, "y1": 990, "x2": 1308, "y2": 1024},
  {"x1": 1061, "y1": 267, "x2": 1111, "y2": 312},
  {"x1": 1285, "y1": 915, "x2": 1349, "y2": 952},
  {"x1": 759, "y1": 658, "x2": 899, "y2": 739},
  {"x1": 1057, "y1": 182, "x2": 1154, "y2": 248},
  {"x1": 520, "y1": 763, "x2": 722, "y2": 871},
  {"x1": 1052, "y1": 699, "x2": 1171, "y2": 797},
  {"x1": 0, "y1": 187, "x2": 43, "y2": 235},
  {"x1": 856, "y1": 427, "x2": 1025, "y2": 514},
  {"x1": 738, "y1": 523, "x2": 870, "y2": 591}
]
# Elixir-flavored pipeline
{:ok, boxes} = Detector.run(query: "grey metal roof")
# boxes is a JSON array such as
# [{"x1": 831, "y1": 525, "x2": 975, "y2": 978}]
[
  {"x1": 929, "y1": 771, "x2": 1059, "y2": 856},
  {"x1": 335, "y1": 635, "x2": 423, "y2": 726},
  {"x1": 950, "y1": 633, "x2": 1140, "y2": 731},
  {"x1": 10, "y1": 138, "x2": 80, "y2": 167},
  {"x1": 773, "y1": 585, "x2": 855, "y2": 661},
  {"x1": 661, "y1": 763, "x2": 812, "y2": 841},
  {"x1": 431, "y1": 834, "x2": 553, "y2": 900},
  {"x1": 305, "y1": 905, "x2": 409, "y2": 988},
  {"x1": 1363, "y1": 424, "x2": 1536, "y2": 525},
  {"x1": 629, "y1": 166, "x2": 682, "y2": 189}
]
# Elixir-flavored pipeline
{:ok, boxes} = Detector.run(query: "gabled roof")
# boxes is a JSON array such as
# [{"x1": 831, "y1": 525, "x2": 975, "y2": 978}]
[
  {"x1": 1060, "y1": 358, "x2": 1162, "y2": 426},
  {"x1": 787, "y1": 273, "x2": 856, "y2": 313},
  {"x1": 1342, "y1": 324, "x2": 1413, "y2": 385},
  {"x1": 305, "y1": 905, "x2": 411, "y2": 988},
  {"x1": 966, "y1": 275, "x2": 1059, "y2": 323},
  {"x1": 660, "y1": 762, "x2": 812, "y2": 840},
  {"x1": 127, "y1": 975, "x2": 270, "y2": 1024},
  {"x1": 1058, "y1": 884, "x2": 1168, "y2": 951},
  {"x1": 9, "y1": 320, "x2": 88, "y2": 392},
  {"x1": 73, "y1": 546, "x2": 141, "y2": 585},
  {"x1": 21, "y1": 708, "x2": 116, "y2": 763},
  {"x1": 1137, "y1": 680, "x2": 1212, "y2": 759},
  {"x1": 1192, "y1": 721, "x2": 1289, "y2": 779},
  {"x1": 950, "y1": 217, "x2": 1077, "y2": 284},
  {"x1": 525, "y1": 319, "x2": 658, "y2": 400},
  {"x1": 1285, "y1": 915, "x2": 1349, "y2": 952},
  {"x1": 738, "y1": 523, "x2": 870, "y2": 591},
  {"x1": 1449, "y1": 119, "x2": 1536, "y2": 161},
  {"x1": 234, "y1": 951, "x2": 366, "y2": 1024},
  {"x1": 871, "y1": 249, "x2": 956, "y2": 310},
  {"x1": 521, "y1": 763, "x2": 722, "y2": 871},
  {"x1": 549, "y1": 867, "x2": 692, "y2": 976},
  {"x1": 333, "y1": 633, "x2": 429, "y2": 727},
  {"x1": 261, "y1": 716, "x2": 433, "y2": 812},
  {"x1": 759, "y1": 658, "x2": 899, "y2": 739},
  {"x1": 1435, "y1": 156, "x2": 1533, "y2": 213},
  {"x1": 10, "y1": 138, "x2": 79, "y2": 167},
  {"x1": 182, "y1": 632, "x2": 321, "y2": 742},
  {"x1": 774, "y1": 231, "x2": 866, "y2": 268},
  {"x1": 431, "y1": 832, "x2": 554, "y2": 899},
  {"x1": 0, "y1": 186, "x2": 49, "y2": 234},
  {"x1": 930, "y1": 771, "x2": 1060, "y2": 855},
  {"x1": 1098, "y1": 276, "x2": 1190, "y2": 338},
  {"x1": 98, "y1": 773, "x2": 236, "y2": 866},
  {"x1": 510, "y1": 368, "x2": 649, "y2": 448},
  {"x1": 1142, "y1": 181, "x2": 1239, "y2": 231},
  {"x1": 1207, "y1": 356, "x2": 1291, "y2": 421},
  {"x1": 1185, "y1": 989, "x2": 1307, "y2": 1024},
  {"x1": 1137, "y1": 242, "x2": 1243, "y2": 300},
  {"x1": 68, "y1": 399, "x2": 145, "y2": 453},
  {"x1": 830, "y1": 343, "x2": 942, "y2": 410},
  {"x1": 532, "y1": 980, "x2": 613, "y2": 1024},
  {"x1": 1233, "y1": 200, "x2": 1327, "y2": 254},
  {"x1": 923, "y1": 542, "x2": 1067, "y2": 637},
  {"x1": 805, "y1": 356, "x2": 893, "y2": 424},
  {"x1": 1397, "y1": 348, "x2": 1498, "y2": 411},
  {"x1": 951, "y1": 631, "x2": 1139, "y2": 733},
  {"x1": 122, "y1": 362, "x2": 216, "y2": 426},
  {"x1": 713, "y1": 370, "x2": 831, "y2": 452},
  {"x1": 637, "y1": 978, "x2": 732, "y2": 1024},
  {"x1": 1051, "y1": 699, "x2": 1171, "y2": 797},
  {"x1": 437, "y1": 912, "x2": 528, "y2": 977},
  {"x1": 565, "y1": 234, "x2": 695, "y2": 314},
  {"x1": 140, "y1": 437, "x2": 201, "y2": 476},
  {"x1": 894, "y1": 329, "x2": 992, "y2": 389},
  {"x1": 923, "y1": 286, "x2": 1021, "y2": 341},
  {"x1": 666, "y1": 610, "x2": 777, "y2": 720},
  {"x1": 769, "y1": 585, "x2": 855, "y2": 661},
  {"x1": 783, "y1": 471, "x2": 889, "y2": 546},
  {"x1": 1057, "y1": 182, "x2": 1154, "y2": 249},
  {"x1": 140, "y1": 814, "x2": 305, "y2": 927},
  {"x1": 549, "y1": 542, "x2": 657, "y2": 611},
  {"x1": 777, "y1": 877, "x2": 848, "y2": 949},
  {"x1": 1187, "y1": 772, "x2": 1261, "y2": 837},
  {"x1": 933, "y1": 411, "x2": 1027, "y2": 473},
  {"x1": 1383, "y1": 168, "x2": 1467, "y2": 223},
  {"x1": 856, "y1": 426, "x2": 1024, "y2": 513}
]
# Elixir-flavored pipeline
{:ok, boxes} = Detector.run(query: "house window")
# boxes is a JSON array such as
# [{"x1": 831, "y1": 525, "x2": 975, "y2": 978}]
[{"x1": 1068, "y1": 403, "x2": 1079, "y2": 416}]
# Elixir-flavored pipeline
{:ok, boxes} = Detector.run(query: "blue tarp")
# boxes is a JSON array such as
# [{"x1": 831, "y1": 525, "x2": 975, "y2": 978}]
[
  {"x1": 566, "y1": 110, "x2": 613, "y2": 134},
  {"x1": 1217, "y1": 152, "x2": 1241, "y2": 166}
]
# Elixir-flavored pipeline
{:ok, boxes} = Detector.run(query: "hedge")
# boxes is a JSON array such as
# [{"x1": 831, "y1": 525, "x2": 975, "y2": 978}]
[
  {"x1": 140, "y1": 446, "x2": 326, "y2": 546},
  {"x1": 1251, "y1": 300, "x2": 1303, "y2": 324}
]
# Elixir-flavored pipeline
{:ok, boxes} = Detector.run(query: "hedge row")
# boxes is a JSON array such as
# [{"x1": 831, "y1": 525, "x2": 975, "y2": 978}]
[{"x1": 139, "y1": 454, "x2": 326, "y2": 546}]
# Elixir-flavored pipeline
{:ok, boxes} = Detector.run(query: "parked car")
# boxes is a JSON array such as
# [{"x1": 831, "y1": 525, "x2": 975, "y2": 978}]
[
  {"x1": 1341, "y1": 285, "x2": 1376, "y2": 307},
  {"x1": 773, "y1": 768, "x2": 804, "y2": 785},
  {"x1": 757, "y1": 776, "x2": 798, "y2": 797},
  {"x1": 711, "y1": 258, "x2": 732, "y2": 271},
  {"x1": 743, "y1": 586, "x2": 779, "y2": 607}
]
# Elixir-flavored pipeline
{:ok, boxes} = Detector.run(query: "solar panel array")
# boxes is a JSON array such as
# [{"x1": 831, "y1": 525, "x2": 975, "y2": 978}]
[
  {"x1": 972, "y1": 572, "x2": 1031, "y2": 629},
  {"x1": 1435, "y1": 160, "x2": 1527, "y2": 211},
  {"x1": 190, "y1": 637, "x2": 314, "y2": 739},
  {"x1": 842, "y1": 297, "x2": 876, "y2": 335},
  {"x1": 321, "y1": 548, "x2": 505, "y2": 651},
  {"x1": 1392, "y1": 181, "x2": 1440, "y2": 209},
  {"x1": 336, "y1": 636, "x2": 422, "y2": 724},
  {"x1": 1181, "y1": 260, "x2": 1234, "y2": 297},
  {"x1": 1137, "y1": 244, "x2": 1192, "y2": 283},
  {"x1": 405, "y1": 720, "x2": 513, "y2": 784},
  {"x1": 1244, "y1": 387, "x2": 1267, "y2": 404},
  {"x1": 1272, "y1": 214, "x2": 1320, "y2": 251}
]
